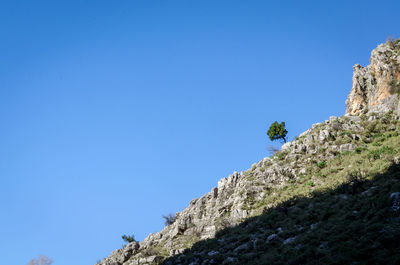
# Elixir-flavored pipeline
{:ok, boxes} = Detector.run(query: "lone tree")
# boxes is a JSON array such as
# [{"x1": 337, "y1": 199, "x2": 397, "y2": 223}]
[{"x1": 267, "y1": 121, "x2": 288, "y2": 143}]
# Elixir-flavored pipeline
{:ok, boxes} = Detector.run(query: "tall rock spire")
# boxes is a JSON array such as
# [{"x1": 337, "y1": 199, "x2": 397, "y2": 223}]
[{"x1": 346, "y1": 39, "x2": 400, "y2": 115}]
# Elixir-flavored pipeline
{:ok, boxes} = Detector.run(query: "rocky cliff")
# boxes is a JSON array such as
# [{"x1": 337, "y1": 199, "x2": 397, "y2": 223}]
[
  {"x1": 97, "y1": 40, "x2": 400, "y2": 265},
  {"x1": 98, "y1": 115, "x2": 366, "y2": 265},
  {"x1": 346, "y1": 39, "x2": 400, "y2": 115}
]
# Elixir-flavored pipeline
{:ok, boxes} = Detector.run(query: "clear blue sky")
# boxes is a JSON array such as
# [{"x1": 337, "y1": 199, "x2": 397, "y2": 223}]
[{"x1": 1, "y1": 1, "x2": 399, "y2": 264}]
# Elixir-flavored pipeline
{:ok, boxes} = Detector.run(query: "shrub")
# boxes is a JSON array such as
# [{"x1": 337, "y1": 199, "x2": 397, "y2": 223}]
[
  {"x1": 122, "y1": 234, "x2": 136, "y2": 243},
  {"x1": 162, "y1": 213, "x2": 177, "y2": 226},
  {"x1": 316, "y1": 161, "x2": 326, "y2": 169},
  {"x1": 305, "y1": 181, "x2": 314, "y2": 187},
  {"x1": 366, "y1": 120, "x2": 379, "y2": 133},
  {"x1": 343, "y1": 130, "x2": 354, "y2": 136},
  {"x1": 275, "y1": 150, "x2": 288, "y2": 160},
  {"x1": 355, "y1": 147, "x2": 365, "y2": 154},
  {"x1": 368, "y1": 146, "x2": 396, "y2": 160}
]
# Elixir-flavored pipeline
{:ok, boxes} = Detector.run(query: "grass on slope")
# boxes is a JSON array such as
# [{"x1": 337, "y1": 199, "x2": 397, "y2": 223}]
[{"x1": 162, "y1": 119, "x2": 400, "y2": 265}]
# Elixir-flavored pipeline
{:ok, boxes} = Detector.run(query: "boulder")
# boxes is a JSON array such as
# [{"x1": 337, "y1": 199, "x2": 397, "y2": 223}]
[{"x1": 340, "y1": 143, "x2": 356, "y2": 152}]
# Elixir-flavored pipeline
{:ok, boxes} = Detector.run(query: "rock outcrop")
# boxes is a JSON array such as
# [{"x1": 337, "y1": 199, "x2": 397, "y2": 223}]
[
  {"x1": 97, "y1": 39, "x2": 400, "y2": 265},
  {"x1": 97, "y1": 113, "x2": 377, "y2": 265},
  {"x1": 346, "y1": 39, "x2": 400, "y2": 115}
]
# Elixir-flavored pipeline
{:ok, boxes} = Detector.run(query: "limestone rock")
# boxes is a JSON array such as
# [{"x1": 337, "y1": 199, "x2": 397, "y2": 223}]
[
  {"x1": 96, "y1": 40, "x2": 400, "y2": 265},
  {"x1": 95, "y1": 112, "x2": 379, "y2": 265},
  {"x1": 340, "y1": 143, "x2": 356, "y2": 152},
  {"x1": 346, "y1": 39, "x2": 400, "y2": 115}
]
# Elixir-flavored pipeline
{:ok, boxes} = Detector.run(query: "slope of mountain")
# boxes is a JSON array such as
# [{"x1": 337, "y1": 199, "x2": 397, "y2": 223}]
[{"x1": 97, "y1": 39, "x2": 400, "y2": 265}]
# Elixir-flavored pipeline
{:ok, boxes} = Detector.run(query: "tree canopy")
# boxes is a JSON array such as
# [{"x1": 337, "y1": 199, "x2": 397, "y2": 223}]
[{"x1": 267, "y1": 121, "x2": 288, "y2": 143}]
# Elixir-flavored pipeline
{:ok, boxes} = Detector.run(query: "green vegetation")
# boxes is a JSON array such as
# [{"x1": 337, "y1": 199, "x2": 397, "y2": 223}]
[
  {"x1": 274, "y1": 150, "x2": 288, "y2": 160},
  {"x1": 305, "y1": 180, "x2": 314, "y2": 187},
  {"x1": 267, "y1": 121, "x2": 288, "y2": 143},
  {"x1": 387, "y1": 37, "x2": 400, "y2": 56},
  {"x1": 122, "y1": 234, "x2": 136, "y2": 243},
  {"x1": 368, "y1": 146, "x2": 396, "y2": 160},
  {"x1": 316, "y1": 161, "x2": 326, "y2": 169},
  {"x1": 162, "y1": 116, "x2": 400, "y2": 265},
  {"x1": 389, "y1": 80, "x2": 400, "y2": 95}
]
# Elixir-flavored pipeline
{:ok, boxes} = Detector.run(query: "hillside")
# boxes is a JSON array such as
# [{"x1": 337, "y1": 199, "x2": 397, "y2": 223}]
[{"x1": 97, "y1": 39, "x2": 400, "y2": 265}]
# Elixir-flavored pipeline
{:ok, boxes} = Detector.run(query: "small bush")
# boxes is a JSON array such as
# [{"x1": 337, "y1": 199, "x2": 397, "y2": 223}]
[
  {"x1": 343, "y1": 130, "x2": 354, "y2": 136},
  {"x1": 163, "y1": 213, "x2": 177, "y2": 226},
  {"x1": 368, "y1": 146, "x2": 396, "y2": 160},
  {"x1": 366, "y1": 120, "x2": 379, "y2": 133},
  {"x1": 316, "y1": 161, "x2": 326, "y2": 169},
  {"x1": 355, "y1": 147, "x2": 366, "y2": 154},
  {"x1": 274, "y1": 150, "x2": 288, "y2": 160},
  {"x1": 372, "y1": 132, "x2": 384, "y2": 139},
  {"x1": 305, "y1": 181, "x2": 314, "y2": 187},
  {"x1": 122, "y1": 234, "x2": 136, "y2": 243},
  {"x1": 372, "y1": 142, "x2": 382, "y2": 147}
]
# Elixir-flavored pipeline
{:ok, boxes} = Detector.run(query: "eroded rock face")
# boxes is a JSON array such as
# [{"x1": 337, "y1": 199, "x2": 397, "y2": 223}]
[
  {"x1": 96, "y1": 114, "x2": 374, "y2": 265},
  {"x1": 346, "y1": 39, "x2": 400, "y2": 115},
  {"x1": 97, "y1": 40, "x2": 400, "y2": 265}
]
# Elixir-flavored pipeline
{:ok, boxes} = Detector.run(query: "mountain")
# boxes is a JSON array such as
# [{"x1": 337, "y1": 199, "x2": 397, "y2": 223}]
[{"x1": 96, "y1": 39, "x2": 400, "y2": 265}]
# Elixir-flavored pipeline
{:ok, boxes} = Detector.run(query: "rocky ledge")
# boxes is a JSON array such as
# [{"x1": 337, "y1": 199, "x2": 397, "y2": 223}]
[{"x1": 346, "y1": 39, "x2": 400, "y2": 115}]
